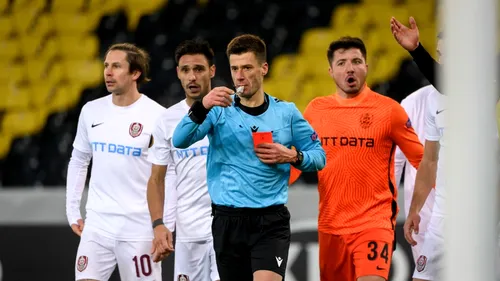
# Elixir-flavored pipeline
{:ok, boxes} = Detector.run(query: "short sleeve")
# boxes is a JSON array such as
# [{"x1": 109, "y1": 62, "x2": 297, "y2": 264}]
[
  {"x1": 424, "y1": 95, "x2": 441, "y2": 142},
  {"x1": 148, "y1": 117, "x2": 174, "y2": 166}
]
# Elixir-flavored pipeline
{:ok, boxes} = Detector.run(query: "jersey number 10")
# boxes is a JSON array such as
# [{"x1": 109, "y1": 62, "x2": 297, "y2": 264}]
[{"x1": 133, "y1": 255, "x2": 152, "y2": 277}]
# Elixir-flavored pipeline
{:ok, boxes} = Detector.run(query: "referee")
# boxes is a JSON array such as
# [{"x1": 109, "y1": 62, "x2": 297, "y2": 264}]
[{"x1": 172, "y1": 34, "x2": 326, "y2": 281}]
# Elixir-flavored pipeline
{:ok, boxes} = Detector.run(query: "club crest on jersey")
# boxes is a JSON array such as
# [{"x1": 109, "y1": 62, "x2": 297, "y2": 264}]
[
  {"x1": 416, "y1": 255, "x2": 427, "y2": 272},
  {"x1": 76, "y1": 255, "x2": 88, "y2": 272},
  {"x1": 178, "y1": 274, "x2": 190, "y2": 281},
  {"x1": 359, "y1": 113, "x2": 373, "y2": 129},
  {"x1": 405, "y1": 118, "x2": 413, "y2": 129},
  {"x1": 129, "y1": 122, "x2": 143, "y2": 138}
]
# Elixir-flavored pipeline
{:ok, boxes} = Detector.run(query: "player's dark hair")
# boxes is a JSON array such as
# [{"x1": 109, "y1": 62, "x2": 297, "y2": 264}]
[
  {"x1": 327, "y1": 36, "x2": 367, "y2": 65},
  {"x1": 226, "y1": 34, "x2": 267, "y2": 63},
  {"x1": 106, "y1": 43, "x2": 151, "y2": 84},
  {"x1": 174, "y1": 39, "x2": 215, "y2": 66}
]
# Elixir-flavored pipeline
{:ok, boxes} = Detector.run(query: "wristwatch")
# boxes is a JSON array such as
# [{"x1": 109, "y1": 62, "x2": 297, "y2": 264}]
[
  {"x1": 152, "y1": 218, "x2": 164, "y2": 229},
  {"x1": 294, "y1": 150, "x2": 304, "y2": 165}
]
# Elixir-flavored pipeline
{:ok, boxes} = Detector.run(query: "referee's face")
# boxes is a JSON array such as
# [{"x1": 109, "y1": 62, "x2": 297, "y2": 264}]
[
  {"x1": 177, "y1": 54, "x2": 216, "y2": 101},
  {"x1": 329, "y1": 48, "x2": 367, "y2": 96},
  {"x1": 229, "y1": 52, "x2": 268, "y2": 98}
]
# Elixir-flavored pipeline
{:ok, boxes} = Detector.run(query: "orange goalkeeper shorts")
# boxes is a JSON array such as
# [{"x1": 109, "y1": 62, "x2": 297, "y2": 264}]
[{"x1": 319, "y1": 228, "x2": 394, "y2": 281}]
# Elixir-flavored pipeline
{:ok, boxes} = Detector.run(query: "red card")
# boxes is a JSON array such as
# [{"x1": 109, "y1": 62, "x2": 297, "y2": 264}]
[{"x1": 252, "y1": 132, "x2": 273, "y2": 148}]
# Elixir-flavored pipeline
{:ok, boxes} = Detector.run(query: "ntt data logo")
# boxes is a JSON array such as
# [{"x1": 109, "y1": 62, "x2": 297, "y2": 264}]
[{"x1": 287, "y1": 220, "x2": 412, "y2": 281}]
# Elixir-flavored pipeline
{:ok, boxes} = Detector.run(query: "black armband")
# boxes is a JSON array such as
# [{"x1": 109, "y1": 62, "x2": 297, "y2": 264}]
[
  {"x1": 152, "y1": 218, "x2": 164, "y2": 229},
  {"x1": 188, "y1": 101, "x2": 210, "y2": 124}
]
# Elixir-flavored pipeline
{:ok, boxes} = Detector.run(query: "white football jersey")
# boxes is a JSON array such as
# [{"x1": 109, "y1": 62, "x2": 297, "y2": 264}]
[
  {"x1": 395, "y1": 85, "x2": 437, "y2": 232},
  {"x1": 73, "y1": 94, "x2": 166, "y2": 241},
  {"x1": 148, "y1": 99, "x2": 212, "y2": 242},
  {"x1": 424, "y1": 91, "x2": 447, "y2": 218}
]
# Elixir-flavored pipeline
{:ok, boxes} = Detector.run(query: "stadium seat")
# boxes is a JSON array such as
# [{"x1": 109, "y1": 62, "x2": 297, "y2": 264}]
[
  {"x1": 10, "y1": 1, "x2": 46, "y2": 34},
  {"x1": 0, "y1": 0, "x2": 8, "y2": 12},
  {"x1": 124, "y1": 0, "x2": 168, "y2": 30},
  {"x1": 0, "y1": 15, "x2": 14, "y2": 38},
  {"x1": 88, "y1": 0, "x2": 124, "y2": 16},
  {"x1": 296, "y1": 55, "x2": 330, "y2": 79},
  {"x1": 25, "y1": 59, "x2": 50, "y2": 83},
  {"x1": 0, "y1": 63, "x2": 24, "y2": 85},
  {"x1": 62, "y1": 59, "x2": 103, "y2": 88},
  {"x1": 0, "y1": 86, "x2": 31, "y2": 111},
  {"x1": 268, "y1": 54, "x2": 305, "y2": 81},
  {"x1": 51, "y1": 0, "x2": 86, "y2": 12},
  {"x1": 330, "y1": 3, "x2": 363, "y2": 29},
  {"x1": 48, "y1": 83, "x2": 85, "y2": 113},
  {"x1": 264, "y1": 78, "x2": 300, "y2": 102},
  {"x1": 51, "y1": 12, "x2": 101, "y2": 35},
  {"x1": 2, "y1": 109, "x2": 45, "y2": 137},
  {"x1": 0, "y1": 134, "x2": 12, "y2": 159},
  {"x1": 30, "y1": 83, "x2": 55, "y2": 108},
  {"x1": 0, "y1": 39, "x2": 21, "y2": 59},
  {"x1": 18, "y1": 34, "x2": 46, "y2": 58},
  {"x1": 57, "y1": 35, "x2": 100, "y2": 60},
  {"x1": 299, "y1": 28, "x2": 336, "y2": 55}
]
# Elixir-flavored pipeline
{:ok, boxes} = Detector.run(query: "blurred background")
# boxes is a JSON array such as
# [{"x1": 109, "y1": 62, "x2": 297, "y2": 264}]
[{"x1": 0, "y1": 0, "x2": 444, "y2": 280}]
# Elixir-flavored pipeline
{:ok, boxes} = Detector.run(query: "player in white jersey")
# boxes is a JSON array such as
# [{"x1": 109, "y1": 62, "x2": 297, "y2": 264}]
[
  {"x1": 146, "y1": 39, "x2": 220, "y2": 281},
  {"x1": 394, "y1": 85, "x2": 437, "y2": 262},
  {"x1": 66, "y1": 43, "x2": 167, "y2": 281},
  {"x1": 403, "y1": 88, "x2": 446, "y2": 281}
]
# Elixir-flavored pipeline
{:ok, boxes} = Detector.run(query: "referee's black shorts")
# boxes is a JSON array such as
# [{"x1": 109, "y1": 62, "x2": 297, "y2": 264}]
[{"x1": 211, "y1": 203, "x2": 291, "y2": 281}]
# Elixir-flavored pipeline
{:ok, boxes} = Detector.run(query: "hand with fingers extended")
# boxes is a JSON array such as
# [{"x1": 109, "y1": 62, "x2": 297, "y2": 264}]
[
  {"x1": 390, "y1": 16, "x2": 420, "y2": 51},
  {"x1": 254, "y1": 143, "x2": 298, "y2": 165},
  {"x1": 71, "y1": 219, "x2": 85, "y2": 236},
  {"x1": 404, "y1": 212, "x2": 421, "y2": 246},
  {"x1": 202, "y1": 86, "x2": 235, "y2": 110},
  {"x1": 151, "y1": 224, "x2": 174, "y2": 263}
]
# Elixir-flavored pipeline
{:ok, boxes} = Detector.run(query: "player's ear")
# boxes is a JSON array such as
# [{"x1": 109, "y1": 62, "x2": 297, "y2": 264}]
[
  {"x1": 210, "y1": 65, "x2": 216, "y2": 78},
  {"x1": 261, "y1": 62, "x2": 269, "y2": 76},
  {"x1": 132, "y1": 70, "x2": 142, "y2": 81},
  {"x1": 328, "y1": 66, "x2": 334, "y2": 79},
  {"x1": 176, "y1": 66, "x2": 181, "y2": 79}
]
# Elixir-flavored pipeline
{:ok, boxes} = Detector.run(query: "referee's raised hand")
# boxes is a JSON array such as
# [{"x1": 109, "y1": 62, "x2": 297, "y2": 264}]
[{"x1": 202, "y1": 86, "x2": 234, "y2": 109}]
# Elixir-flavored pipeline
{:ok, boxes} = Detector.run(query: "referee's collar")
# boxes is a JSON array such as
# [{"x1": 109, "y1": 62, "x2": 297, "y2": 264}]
[{"x1": 235, "y1": 94, "x2": 270, "y2": 116}]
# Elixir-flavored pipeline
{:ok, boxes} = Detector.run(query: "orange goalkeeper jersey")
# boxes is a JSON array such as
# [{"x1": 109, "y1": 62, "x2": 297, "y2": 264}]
[{"x1": 304, "y1": 86, "x2": 423, "y2": 235}]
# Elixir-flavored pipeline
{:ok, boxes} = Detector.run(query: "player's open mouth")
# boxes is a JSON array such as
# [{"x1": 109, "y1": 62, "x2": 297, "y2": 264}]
[
  {"x1": 188, "y1": 86, "x2": 201, "y2": 93},
  {"x1": 346, "y1": 77, "x2": 356, "y2": 86}
]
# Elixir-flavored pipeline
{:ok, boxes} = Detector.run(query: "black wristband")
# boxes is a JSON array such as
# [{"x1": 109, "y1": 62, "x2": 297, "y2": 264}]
[
  {"x1": 152, "y1": 218, "x2": 164, "y2": 229},
  {"x1": 188, "y1": 101, "x2": 210, "y2": 124}
]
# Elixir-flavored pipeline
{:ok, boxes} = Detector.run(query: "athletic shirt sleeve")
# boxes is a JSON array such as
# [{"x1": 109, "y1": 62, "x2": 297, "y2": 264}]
[
  {"x1": 148, "y1": 116, "x2": 174, "y2": 166},
  {"x1": 73, "y1": 104, "x2": 92, "y2": 153},
  {"x1": 163, "y1": 165, "x2": 177, "y2": 232},
  {"x1": 390, "y1": 103, "x2": 424, "y2": 169},
  {"x1": 66, "y1": 148, "x2": 92, "y2": 226},
  {"x1": 424, "y1": 95, "x2": 441, "y2": 141}
]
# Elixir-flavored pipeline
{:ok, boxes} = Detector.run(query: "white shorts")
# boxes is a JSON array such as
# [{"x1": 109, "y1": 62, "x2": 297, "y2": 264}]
[
  {"x1": 410, "y1": 230, "x2": 426, "y2": 262},
  {"x1": 75, "y1": 228, "x2": 161, "y2": 281},
  {"x1": 412, "y1": 216, "x2": 444, "y2": 280},
  {"x1": 174, "y1": 239, "x2": 219, "y2": 281}
]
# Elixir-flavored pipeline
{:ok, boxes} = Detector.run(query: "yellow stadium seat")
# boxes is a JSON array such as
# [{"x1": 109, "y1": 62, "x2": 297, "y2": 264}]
[
  {"x1": 0, "y1": 85, "x2": 31, "y2": 110},
  {"x1": 264, "y1": 78, "x2": 300, "y2": 102},
  {"x1": 2, "y1": 109, "x2": 44, "y2": 137},
  {"x1": 298, "y1": 78, "x2": 336, "y2": 111},
  {"x1": 88, "y1": 0, "x2": 124, "y2": 16},
  {"x1": 51, "y1": 0, "x2": 86, "y2": 12},
  {"x1": 0, "y1": 0, "x2": 9, "y2": 12},
  {"x1": 49, "y1": 83, "x2": 84, "y2": 112},
  {"x1": 30, "y1": 82, "x2": 55, "y2": 108},
  {"x1": 18, "y1": 34, "x2": 46, "y2": 58},
  {"x1": 124, "y1": 0, "x2": 167, "y2": 30},
  {"x1": 361, "y1": 4, "x2": 410, "y2": 30},
  {"x1": 37, "y1": 36, "x2": 59, "y2": 61},
  {"x1": 0, "y1": 133, "x2": 12, "y2": 159},
  {"x1": 0, "y1": 15, "x2": 15, "y2": 38},
  {"x1": 62, "y1": 59, "x2": 103, "y2": 87},
  {"x1": 268, "y1": 54, "x2": 305, "y2": 80},
  {"x1": 25, "y1": 59, "x2": 50, "y2": 83},
  {"x1": 11, "y1": 1, "x2": 46, "y2": 34},
  {"x1": 0, "y1": 62, "x2": 24, "y2": 84},
  {"x1": 406, "y1": 2, "x2": 435, "y2": 26},
  {"x1": 296, "y1": 55, "x2": 331, "y2": 79},
  {"x1": 58, "y1": 35, "x2": 100, "y2": 60},
  {"x1": 331, "y1": 3, "x2": 363, "y2": 28},
  {"x1": 30, "y1": 13, "x2": 53, "y2": 38},
  {"x1": 51, "y1": 12, "x2": 101, "y2": 35},
  {"x1": 299, "y1": 28, "x2": 336, "y2": 55},
  {"x1": 0, "y1": 39, "x2": 21, "y2": 59}
]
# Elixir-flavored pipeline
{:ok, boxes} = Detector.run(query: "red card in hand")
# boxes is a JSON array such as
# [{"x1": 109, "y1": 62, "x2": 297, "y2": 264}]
[{"x1": 252, "y1": 132, "x2": 273, "y2": 148}]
